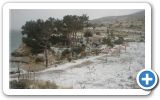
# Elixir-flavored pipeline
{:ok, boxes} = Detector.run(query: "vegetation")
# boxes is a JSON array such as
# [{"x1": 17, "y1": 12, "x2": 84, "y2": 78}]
[
  {"x1": 61, "y1": 49, "x2": 71, "y2": 61},
  {"x1": 21, "y1": 18, "x2": 56, "y2": 67},
  {"x1": 84, "y1": 30, "x2": 93, "y2": 44},
  {"x1": 106, "y1": 37, "x2": 114, "y2": 48},
  {"x1": 103, "y1": 29, "x2": 115, "y2": 48},
  {"x1": 63, "y1": 14, "x2": 89, "y2": 46},
  {"x1": 84, "y1": 30, "x2": 93, "y2": 37},
  {"x1": 10, "y1": 79, "x2": 58, "y2": 89},
  {"x1": 21, "y1": 15, "x2": 89, "y2": 67},
  {"x1": 19, "y1": 12, "x2": 142, "y2": 69},
  {"x1": 114, "y1": 36, "x2": 124, "y2": 45},
  {"x1": 9, "y1": 10, "x2": 146, "y2": 90}
]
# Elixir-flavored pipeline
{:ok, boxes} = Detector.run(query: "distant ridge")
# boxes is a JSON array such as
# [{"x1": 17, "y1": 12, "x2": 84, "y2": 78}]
[{"x1": 90, "y1": 10, "x2": 145, "y2": 25}]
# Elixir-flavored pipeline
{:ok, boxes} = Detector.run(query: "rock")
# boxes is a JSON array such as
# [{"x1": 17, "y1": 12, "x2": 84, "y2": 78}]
[
  {"x1": 10, "y1": 57, "x2": 30, "y2": 63},
  {"x1": 10, "y1": 71, "x2": 16, "y2": 74},
  {"x1": 11, "y1": 43, "x2": 31, "y2": 57}
]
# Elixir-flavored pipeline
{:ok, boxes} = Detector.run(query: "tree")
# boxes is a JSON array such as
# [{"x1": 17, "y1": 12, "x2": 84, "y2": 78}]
[
  {"x1": 21, "y1": 14, "x2": 89, "y2": 67},
  {"x1": 21, "y1": 18, "x2": 57, "y2": 68},
  {"x1": 105, "y1": 29, "x2": 115, "y2": 48},
  {"x1": 49, "y1": 19, "x2": 69, "y2": 46},
  {"x1": 21, "y1": 20, "x2": 44, "y2": 54},
  {"x1": 84, "y1": 30, "x2": 93, "y2": 45},
  {"x1": 63, "y1": 14, "x2": 89, "y2": 46}
]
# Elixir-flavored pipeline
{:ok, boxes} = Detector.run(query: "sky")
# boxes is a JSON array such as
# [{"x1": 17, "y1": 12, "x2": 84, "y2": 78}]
[{"x1": 10, "y1": 9, "x2": 143, "y2": 30}]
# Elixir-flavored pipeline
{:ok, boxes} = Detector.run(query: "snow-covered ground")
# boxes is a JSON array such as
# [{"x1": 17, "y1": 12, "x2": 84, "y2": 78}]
[{"x1": 33, "y1": 42, "x2": 144, "y2": 89}]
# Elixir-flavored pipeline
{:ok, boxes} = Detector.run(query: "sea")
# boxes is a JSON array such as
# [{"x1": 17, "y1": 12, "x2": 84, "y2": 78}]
[
  {"x1": 10, "y1": 30, "x2": 22, "y2": 53},
  {"x1": 10, "y1": 30, "x2": 22, "y2": 72}
]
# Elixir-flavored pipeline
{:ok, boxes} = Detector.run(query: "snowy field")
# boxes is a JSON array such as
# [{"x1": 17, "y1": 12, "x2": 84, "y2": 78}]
[{"x1": 32, "y1": 42, "x2": 144, "y2": 89}]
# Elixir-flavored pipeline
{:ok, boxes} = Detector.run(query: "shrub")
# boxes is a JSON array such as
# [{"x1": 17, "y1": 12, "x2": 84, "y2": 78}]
[
  {"x1": 22, "y1": 37, "x2": 44, "y2": 54},
  {"x1": 61, "y1": 49, "x2": 71, "y2": 60},
  {"x1": 80, "y1": 51, "x2": 87, "y2": 57},
  {"x1": 10, "y1": 79, "x2": 58, "y2": 89},
  {"x1": 72, "y1": 47, "x2": 81, "y2": 54},
  {"x1": 106, "y1": 38, "x2": 114, "y2": 48},
  {"x1": 10, "y1": 80, "x2": 27, "y2": 89},
  {"x1": 68, "y1": 57, "x2": 72, "y2": 62},
  {"x1": 114, "y1": 37, "x2": 124, "y2": 44},
  {"x1": 35, "y1": 57, "x2": 44, "y2": 62},
  {"x1": 84, "y1": 30, "x2": 93, "y2": 37},
  {"x1": 72, "y1": 45, "x2": 86, "y2": 56},
  {"x1": 102, "y1": 38, "x2": 107, "y2": 44},
  {"x1": 96, "y1": 32, "x2": 101, "y2": 35}
]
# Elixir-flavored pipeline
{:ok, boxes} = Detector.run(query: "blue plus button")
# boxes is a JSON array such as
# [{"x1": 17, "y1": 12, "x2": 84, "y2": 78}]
[{"x1": 137, "y1": 69, "x2": 158, "y2": 90}]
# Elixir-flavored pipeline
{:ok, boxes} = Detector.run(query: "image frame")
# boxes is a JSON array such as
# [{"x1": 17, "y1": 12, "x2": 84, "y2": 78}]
[{"x1": 3, "y1": 2, "x2": 151, "y2": 95}]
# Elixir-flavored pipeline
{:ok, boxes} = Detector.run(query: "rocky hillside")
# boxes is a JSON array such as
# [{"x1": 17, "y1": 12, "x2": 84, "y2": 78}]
[{"x1": 90, "y1": 10, "x2": 145, "y2": 31}]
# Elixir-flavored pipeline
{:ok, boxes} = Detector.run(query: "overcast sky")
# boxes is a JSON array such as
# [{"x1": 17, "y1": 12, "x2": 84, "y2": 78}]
[{"x1": 10, "y1": 9, "x2": 143, "y2": 30}]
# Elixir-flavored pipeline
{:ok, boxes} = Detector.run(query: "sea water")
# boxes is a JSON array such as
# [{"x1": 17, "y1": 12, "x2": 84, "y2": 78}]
[{"x1": 10, "y1": 30, "x2": 22, "y2": 72}]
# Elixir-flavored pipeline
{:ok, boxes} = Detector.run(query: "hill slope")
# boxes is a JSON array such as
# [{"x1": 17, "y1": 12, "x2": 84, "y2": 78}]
[{"x1": 90, "y1": 10, "x2": 145, "y2": 31}]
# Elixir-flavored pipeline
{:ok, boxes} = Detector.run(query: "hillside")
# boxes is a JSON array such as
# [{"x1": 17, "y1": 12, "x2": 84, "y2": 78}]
[{"x1": 90, "y1": 10, "x2": 145, "y2": 31}]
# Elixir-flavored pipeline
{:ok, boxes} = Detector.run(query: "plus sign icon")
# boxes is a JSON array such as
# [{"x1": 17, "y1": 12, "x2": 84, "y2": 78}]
[{"x1": 137, "y1": 69, "x2": 158, "y2": 90}]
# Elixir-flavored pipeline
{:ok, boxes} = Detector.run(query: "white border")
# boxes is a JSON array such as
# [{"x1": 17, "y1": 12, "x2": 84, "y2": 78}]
[{"x1": 2, "y1": 3, "x2": 151, "y2": 95}]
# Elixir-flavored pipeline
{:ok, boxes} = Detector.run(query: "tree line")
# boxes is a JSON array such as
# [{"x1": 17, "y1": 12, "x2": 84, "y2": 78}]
[{"x1": 21, "y1": 14, "x2": 89, "y2": 67}]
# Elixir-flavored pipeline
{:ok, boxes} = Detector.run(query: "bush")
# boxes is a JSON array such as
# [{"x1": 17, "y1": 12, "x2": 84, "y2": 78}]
[
  {"x1": 80, "y1": 51, "x2": 87, "y2": 57},
  {"x1": 72, "y1": 47, "x2": 81, "y2": 54},
  {"x1": 139, "y1": 38, "x2": 145, "y2": 42},
  {"x1": 61, "y1": 49, "x2": 71, "y2": 60},
  {"x1": 84, "y1": 30, "x2": 93, "y2": 37},
  {"x1": 72, "y1": 45, "x2": 86, "y2": 55},
  {"x1": 10, "y1": 80, "x2": 27, "y2": 89},
  {"x1": 22, "y1": 37, "x2": 44, "y2": 54},
  {"x1": 35, "y1": 57, "x2": 44, "y2": 62},
  {"x1": 102, "y1": 38, "x2": 107, "y2": 44},
  {"x1": 114, "y1": 37, "x2": 124, "y2": 44},
  {"x1": 96, "y1": 32, "x2": 100, "y2": 35},
  {"x1": 68, "y1": 57, "x2": 72, "y2": 62},
  {"x1": 106, "y1": 38, "x2": 114, "y2": 48},
  {"x1": 10, "y1": 79, "x2": 58, "y2": 89}
]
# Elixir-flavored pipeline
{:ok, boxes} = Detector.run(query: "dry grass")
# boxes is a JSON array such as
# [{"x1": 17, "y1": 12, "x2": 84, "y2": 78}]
[
  {"x1": 10, "y1": 79, "x2": 58, "y2": 89},
  {"x1": 22, "y1": 62, "x2": 46, "y2": 72}
]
